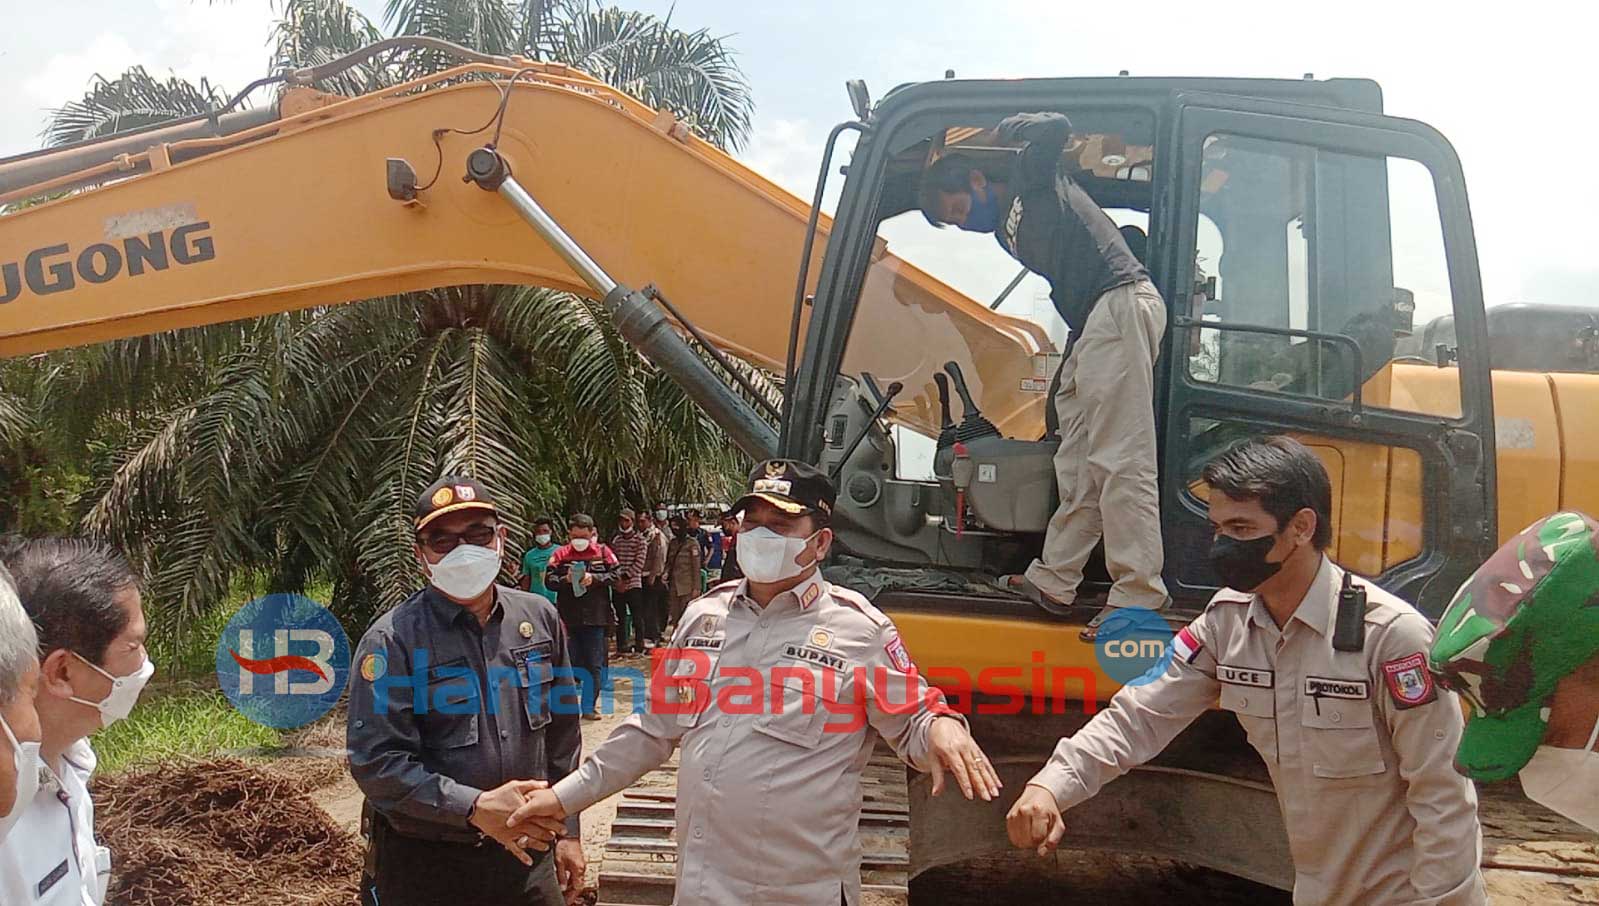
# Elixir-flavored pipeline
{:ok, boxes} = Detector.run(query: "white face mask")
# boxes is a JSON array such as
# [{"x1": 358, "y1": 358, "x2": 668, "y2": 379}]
[
  {"x1": 427, "y1": 541, "x2": 503, "y2": 601},
  {"x1": 1519, "y1": 716, "x2": 1599, "y2": 832},
  {"x1": 2, "y1": 713, "x2": 42, "y2": 838},
  {"x1": 570, "y1": 537, "x2": 592, "y2": 552},
  {"x1": 69, "y1": 652, "x2": 155, "y2": 729},
  {"x1": 534, "y1": 533, "x2": 552, "y2": 546},
  {"x1": 654, "y1": 510, "x2": 668, "y2": 521},
  {"x1": 738, "y1": 526, "x2": 821, "y2": 584}
]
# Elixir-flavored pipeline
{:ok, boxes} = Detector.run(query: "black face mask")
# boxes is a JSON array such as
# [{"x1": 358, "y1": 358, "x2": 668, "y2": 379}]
[{"x1": 1208, "y1": 532, "x2": 1284, "y2": 591}]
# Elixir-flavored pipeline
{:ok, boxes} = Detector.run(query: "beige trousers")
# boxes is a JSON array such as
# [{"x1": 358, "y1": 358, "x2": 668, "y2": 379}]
[{"x1": 1024, "y1": 279, "x2": 1169, "y2": 608}]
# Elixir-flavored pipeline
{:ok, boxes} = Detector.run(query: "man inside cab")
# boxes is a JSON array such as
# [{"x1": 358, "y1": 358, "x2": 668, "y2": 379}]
[{"x1": 921, "y1": 111, "x2": 1167, "y2": 641}]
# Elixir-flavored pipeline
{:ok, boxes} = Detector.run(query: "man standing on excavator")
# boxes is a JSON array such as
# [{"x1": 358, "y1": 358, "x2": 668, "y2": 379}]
[{"x1": 922, "y1": 112, "x2": 1167, "y2": 640}]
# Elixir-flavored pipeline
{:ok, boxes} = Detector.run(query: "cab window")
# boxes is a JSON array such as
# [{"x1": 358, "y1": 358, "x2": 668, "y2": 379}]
[{"x1": 1187, "y1": 134, "x2": 1461, "y2": 417}]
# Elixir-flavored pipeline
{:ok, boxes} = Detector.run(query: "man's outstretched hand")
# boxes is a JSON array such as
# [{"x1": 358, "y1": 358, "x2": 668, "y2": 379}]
[
  {"x1": 1005, "y1": 784, "x2": 1066, "y2": 857},
  {"x1": 470, "y1": 780, "x2": 565, "y2": 865},
  {"x1": 506, "y1": 787, "x2": 568, "y2": 830},
  {"x1": 926, "y1": 716, "x2": 1002, "y2": 801}
]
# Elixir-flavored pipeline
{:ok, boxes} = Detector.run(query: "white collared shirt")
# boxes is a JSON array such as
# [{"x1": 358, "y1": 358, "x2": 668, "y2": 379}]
[
  {"x1": 553, "y1": 573, "x2": 962, "y2": 906},
  {"x1": 1030, "y1": 557, "x2": 1485, "y2": 906},
  {"x1": 0, "y1": 740, "x2": 107, "y2": 905}
]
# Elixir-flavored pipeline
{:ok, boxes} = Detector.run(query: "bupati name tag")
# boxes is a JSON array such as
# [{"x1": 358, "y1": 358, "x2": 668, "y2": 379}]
[
  {"x1": 782, "y1": 644, "x2": 846, "y2": 671},
  {"x1": 1304, "y1": 676, "x2": 1369, "y2": 700},
  {"x1": 1218, "y1": 664, "x2": 1274, "y2": 688}
]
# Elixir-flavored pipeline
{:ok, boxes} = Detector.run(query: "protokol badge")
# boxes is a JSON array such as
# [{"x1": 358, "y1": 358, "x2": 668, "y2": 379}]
[{"x1": 519, "y1": 621, "x2": 534, "y2": 639}]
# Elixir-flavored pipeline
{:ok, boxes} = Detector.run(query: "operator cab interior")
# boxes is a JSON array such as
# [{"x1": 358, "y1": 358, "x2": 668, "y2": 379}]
[
  {"x1": 817, "y1": 99, "x2": 1452, "y2": 612},
  {"x1": 819, "y1": 109, "x2": 1162, "y2": 600}
]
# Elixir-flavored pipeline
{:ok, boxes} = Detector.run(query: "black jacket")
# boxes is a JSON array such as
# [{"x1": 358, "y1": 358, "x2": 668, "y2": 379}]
[
  {"x1": 995, "y1": 112, "x2": 1148, "y2": 337},
  {"x1": 347, "y1": 585, "x2": 582, "y2": 842}
]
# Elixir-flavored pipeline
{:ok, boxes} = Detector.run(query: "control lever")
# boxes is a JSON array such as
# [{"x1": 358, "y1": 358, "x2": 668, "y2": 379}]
[
  {"x1": 942, "y1": 361, "x2": 1000, "y2": 442},
  {"x1": 829, "y1": 381, "x2": 904, "y2": 481},
  {"x1": 860, "y1": 371, "x2": 888, "y2": 409},
  {"x1": 933, "y1": 373, "x2": 957, "y2": 451}
]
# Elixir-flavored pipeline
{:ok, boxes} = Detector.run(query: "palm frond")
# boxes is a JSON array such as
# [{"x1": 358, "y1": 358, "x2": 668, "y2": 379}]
[
  {"x1": 553, "y1": 7, "x2": 753, "y2": 150},
  {"x1": 0, "y1": 388, "x2": 31, "y2": 449},
  {"x1": 44, "y1": 67, "x2": 231, "y2": 147},
  {"x1": 271, "y1": 0, "x2": 392, "y2": 96},
  {"x1": 386, "y1": 0, "x2": 521, "y2": 77}
]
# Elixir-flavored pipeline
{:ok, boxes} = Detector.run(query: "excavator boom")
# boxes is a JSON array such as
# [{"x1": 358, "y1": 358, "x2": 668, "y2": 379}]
[{"x1": 0, "y1": 63, "x2": 1048, "y2": 442}]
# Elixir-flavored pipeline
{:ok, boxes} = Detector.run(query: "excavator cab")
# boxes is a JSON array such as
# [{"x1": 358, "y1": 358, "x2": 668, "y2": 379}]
[{"x1": 789, "y1": 77, "x2": 1498, "y2": 619}]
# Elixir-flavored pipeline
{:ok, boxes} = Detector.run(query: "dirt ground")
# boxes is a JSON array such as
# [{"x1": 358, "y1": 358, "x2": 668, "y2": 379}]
[{"x1": 302, "y1": 652, "x2": 1599, "y2": 904}]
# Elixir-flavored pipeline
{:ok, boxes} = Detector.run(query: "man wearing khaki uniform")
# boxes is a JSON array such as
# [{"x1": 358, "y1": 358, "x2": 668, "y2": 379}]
[
  {"x1": 507, "y1": 460, "x2": 1001, "y2": 905},
  {"x1": 921, "y1": 111, "x2": 1166, "y2": 633},
  {"x1": 1008, "y1": 438, "x2": 1485, "y2": 905}
]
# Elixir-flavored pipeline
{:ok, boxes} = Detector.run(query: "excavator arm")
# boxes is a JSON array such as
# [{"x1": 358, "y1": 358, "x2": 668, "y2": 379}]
[{"x1": 0, "y1": 61, "x2": 1049, "y2": 441}]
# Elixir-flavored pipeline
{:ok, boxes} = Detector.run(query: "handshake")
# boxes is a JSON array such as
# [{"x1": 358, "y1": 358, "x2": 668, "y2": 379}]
[
  {"x1": 468, "y1": 778, "x2": 571, "y2": 861},
  {"x1": 467, "y1": 779, "x2": 583, "y2": 901}
]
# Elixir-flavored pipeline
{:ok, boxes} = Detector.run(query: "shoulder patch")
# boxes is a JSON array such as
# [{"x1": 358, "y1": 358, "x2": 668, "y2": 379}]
[
  {"x1": 359, "y1": 652, "x2": 387, "y2": 682},
  {"x1": 1381, "y1": 652, "x2": 1438, "y2": 709},
  {"x1": 884, "y1": 633, "x2": 912, "y2": 672}
]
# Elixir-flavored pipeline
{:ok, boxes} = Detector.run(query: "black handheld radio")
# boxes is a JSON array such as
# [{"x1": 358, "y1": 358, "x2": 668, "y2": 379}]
[{"x1": 1332, "y1": 571, "x2": 1367, "y2": 652}]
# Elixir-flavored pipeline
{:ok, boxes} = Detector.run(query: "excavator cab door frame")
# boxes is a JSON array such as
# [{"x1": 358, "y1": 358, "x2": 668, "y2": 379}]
[{"x1": 1155, "y1": 91, "x2": 1496, "y2": 616}]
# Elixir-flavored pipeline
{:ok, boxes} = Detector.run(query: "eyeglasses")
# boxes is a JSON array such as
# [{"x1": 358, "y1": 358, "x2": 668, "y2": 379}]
[{"x1": 420, "y1": 523, "x2": 498, "y2": 555}]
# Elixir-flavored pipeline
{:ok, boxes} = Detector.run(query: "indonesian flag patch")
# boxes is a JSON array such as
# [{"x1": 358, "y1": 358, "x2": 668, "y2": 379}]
[
  {"x1": 1172, "y1": 626, "x2": 1203, "y2": 665},
  {"x1": 1381, "y1": 652, "x2": 1438, "y2": 710},
  {"x1": 884, "y1": 634, "x2": 912, "y2": 673}
]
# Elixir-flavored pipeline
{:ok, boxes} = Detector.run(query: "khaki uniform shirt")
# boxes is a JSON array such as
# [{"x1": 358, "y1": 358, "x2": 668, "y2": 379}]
[
  {"x1": 1030, "y1": 557, "x2": 1485, "y2": 906},
  {"x1": 553, "y1": 572, "x2": 960, "y2": 906}
]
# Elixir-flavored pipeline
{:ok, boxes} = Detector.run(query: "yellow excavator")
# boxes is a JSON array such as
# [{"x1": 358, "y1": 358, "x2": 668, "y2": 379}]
[{"x1": 3, "y1": 39, "x2": 1595, "y2": 902}]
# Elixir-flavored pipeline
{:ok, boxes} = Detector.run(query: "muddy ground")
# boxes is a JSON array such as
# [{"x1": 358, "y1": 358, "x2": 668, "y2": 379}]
[{"x1": 290, "y1": 652, "x2": 1599, "y2": 904}]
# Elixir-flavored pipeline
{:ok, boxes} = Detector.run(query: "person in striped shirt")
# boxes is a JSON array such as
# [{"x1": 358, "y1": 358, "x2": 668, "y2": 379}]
[{"x1": 609, "y1": 508, "x2": 649, "y2": 655}]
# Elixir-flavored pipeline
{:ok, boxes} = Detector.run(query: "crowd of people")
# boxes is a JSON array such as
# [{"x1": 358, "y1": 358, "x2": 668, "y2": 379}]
[{"x1": 514, "y1": 504, "x2": 744, "y2": 720}]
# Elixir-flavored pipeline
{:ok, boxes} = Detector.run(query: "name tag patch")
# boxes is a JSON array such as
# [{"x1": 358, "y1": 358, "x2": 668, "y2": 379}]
[
  {"x1": 1304, "y1": 676, "x2": 1369, "y2": 700},
  {"x1": 38, "y1": 859, "x2": 69, "y2": 897},
  {"x1": 1218, "y1": 664, "x2": 1274, "y2": 688},
  {"x1": 782, "y1": 643, "x2": 845, "y2": 671},
  {"x1": 685, "y1": 636, "x2": 723, "y2": 651}
]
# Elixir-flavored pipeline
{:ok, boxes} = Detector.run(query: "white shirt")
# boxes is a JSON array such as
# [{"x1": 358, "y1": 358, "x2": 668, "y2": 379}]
[
  {"x1": 553, "y1": 574, "x2": 962, "y2": 906},
  {"x1": 1030, "y1": 558, "x2": 1484, "y2": 906},
  {"x1": 0, "y1": 741, "x2": 108, "y2": 905}
]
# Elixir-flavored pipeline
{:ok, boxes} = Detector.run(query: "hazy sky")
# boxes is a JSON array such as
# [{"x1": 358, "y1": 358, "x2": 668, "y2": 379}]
[{"x1": 4, "y1": 0, "x2": 1594, "y2": 317}]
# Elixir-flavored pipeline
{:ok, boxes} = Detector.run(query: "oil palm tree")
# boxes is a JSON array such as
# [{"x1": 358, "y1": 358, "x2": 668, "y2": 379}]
[{"x1": 32, "y1": 0, "x2": 759, "y2": 625}]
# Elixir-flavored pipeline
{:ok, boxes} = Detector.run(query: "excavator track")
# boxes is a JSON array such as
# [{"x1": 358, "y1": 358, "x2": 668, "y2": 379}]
[{"x1": 596, "y1": 745, "x2": 911, "y2": 906}]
